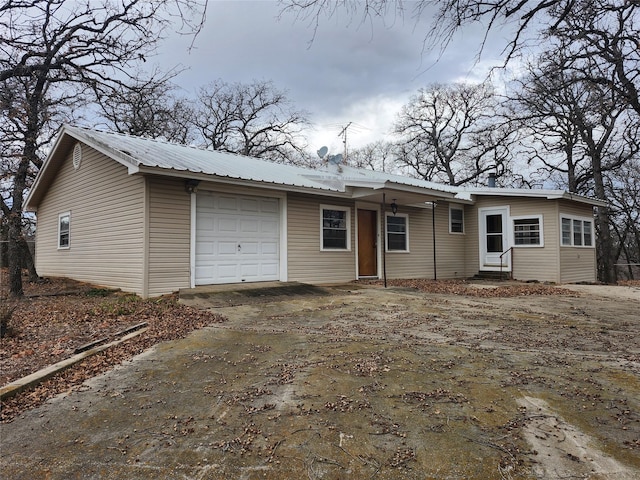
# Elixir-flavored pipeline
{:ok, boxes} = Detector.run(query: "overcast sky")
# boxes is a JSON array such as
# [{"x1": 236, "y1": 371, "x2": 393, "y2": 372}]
[{"x1": 158, "y1": 0, "x2": 513, "y2": 155}]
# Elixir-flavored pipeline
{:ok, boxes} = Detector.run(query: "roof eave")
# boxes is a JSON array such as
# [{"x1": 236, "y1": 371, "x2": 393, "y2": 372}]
[{"x1": 461, "y1": 188, "x2": 607, "y2": 207}]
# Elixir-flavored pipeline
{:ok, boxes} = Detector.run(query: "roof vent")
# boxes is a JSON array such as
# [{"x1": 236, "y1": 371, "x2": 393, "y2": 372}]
[{"x1": 72, "y1": 143, "x2": 82, "y2": 170}]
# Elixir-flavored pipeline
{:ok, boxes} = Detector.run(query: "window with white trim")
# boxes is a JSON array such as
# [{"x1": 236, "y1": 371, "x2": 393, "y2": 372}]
[
  {"x1": 561, "y1": 215, "x2": 593, "y2": 247},
  {"x1": 386, "y1": 214, "x2": 409, "y2": 252},
  {"x1": 513, "y1": 216, "x2": 543, "y2": 246},
  {"x1": 320, "y1": 205, "x2": 350, "y2": 250},
  {"x1": 449, "y1": 206, "x2": 464, "y2": 233},
  {"x1": 58, "y1": 212, "x2": 70, "y2": 249}
]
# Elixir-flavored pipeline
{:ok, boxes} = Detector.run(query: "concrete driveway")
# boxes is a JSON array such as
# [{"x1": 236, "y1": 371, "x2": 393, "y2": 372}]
[{"x1": 1, "y1": 282, "x2": 639, "y2": 479}]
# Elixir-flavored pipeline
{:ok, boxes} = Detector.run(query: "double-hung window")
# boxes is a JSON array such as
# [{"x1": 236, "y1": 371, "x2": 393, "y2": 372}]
[
  {"x1": 561, "y1": 215, "x2": 593, "y2": 247},
  {"x1": 386, "y1": 214, "x2": 408, "y2": 252},
  {"x1": 58, "y1": 212, "x2": 70, "y2": 249},
  {"x1": 321, "y1": 205, "x2": 350, "y2": 250},
  {"x1": 513, "y1": 216, "x2": 543, "y2": 246},
  {"x1": 449, "y1": 206, "x2": 464, "y2": 234}
]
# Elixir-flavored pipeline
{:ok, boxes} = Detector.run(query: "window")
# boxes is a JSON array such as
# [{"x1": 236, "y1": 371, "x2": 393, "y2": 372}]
[
  {"x1": 560, "y1": 215, "x2": 593, "y2": 247},
  {"x1": 386, "y1": 214, "x2": 408, "y2": 252},
  {"x1": 449, "y1": 206, "x2": 464, "y2": 233},
  {"x1": 513, "y1": 216, "x2": 543, "y2": 246},
  {"x1": 58, "y1": 212, "x2": 70, "y2": 249},
  {"x1": 321, "y1": 205, "x2": 350, "y2": 250}
]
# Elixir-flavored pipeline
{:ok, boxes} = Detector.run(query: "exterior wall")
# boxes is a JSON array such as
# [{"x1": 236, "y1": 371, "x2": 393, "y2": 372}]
[
  {"x1": 385, "y1": 205, "x2": 433, "y2": 280},
  {"x1": 558, "y1": 200, "x2": 597, "y2": 283},
  {"x1": 34, "y1": 144, "x2": 145, "y2": 294},
  {"x1": 287, "y1": 196, "x2": 466, "y2": 284},
  {"x1": 466, "y1": 196, "x2": 562, "y2": 282},
  {"x1": 146, "y1": 176, "x2": 191, "y2": 297},
  {"x1": 434, "y1": 201, "x2": 467, "y2": 279},
  {"x1": 287, "y1": 193, "x2": 356, "y2": 284},
  {"x1": 463, "y1": 203, "x2": 480, "y2": 278}
]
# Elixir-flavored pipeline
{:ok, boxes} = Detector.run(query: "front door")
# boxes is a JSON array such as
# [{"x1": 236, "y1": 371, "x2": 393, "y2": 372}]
[
  {"x1": 357, "y1": 209, "x2": 377, "y2": 277},
  {"x1": 479, "y1": 207, "x2": 510, "y2": 270}
]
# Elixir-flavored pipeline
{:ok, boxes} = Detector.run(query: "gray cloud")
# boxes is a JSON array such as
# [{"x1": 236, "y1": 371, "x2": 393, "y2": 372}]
[{"x1": 157, "y1": 1, "x2": 507, "y2": 149}]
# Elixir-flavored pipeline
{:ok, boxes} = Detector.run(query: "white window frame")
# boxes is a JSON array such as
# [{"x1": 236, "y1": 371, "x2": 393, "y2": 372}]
[
  {"x1": 560, "y1": 214, "x2": 594, "y2": 248},
  {"x1": 385, "y1": 213, "x2": 409, "y2": 252},
  {"x1": 320, "y1": 204, "x2": 351, "y2": 251},
  {"x1": 58, "y1": 211, "x2": 70, "y2": 249},
  {"x1": 449, "y1": 205, "x2": 464, "y2": 234},
  {"x1": 512, "y1": 215, "x2": 544, "y2": 248}
]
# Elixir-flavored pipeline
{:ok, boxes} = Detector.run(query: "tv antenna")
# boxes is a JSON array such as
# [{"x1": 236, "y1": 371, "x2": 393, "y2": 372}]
[{"x1": 338, "y1": 122, "x2": 352, "y2": 161}]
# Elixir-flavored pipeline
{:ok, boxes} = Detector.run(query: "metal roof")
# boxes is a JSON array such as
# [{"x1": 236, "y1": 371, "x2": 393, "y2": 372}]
[
  {"x1": 61, "y1": 125, "x2": 338, "y2": 192},
  {"x1": 458, "y1": 187, "x2": 608, "y2": 207},
  {"x1": 25, "y1": 125, "x2": 606, "y2": 210}
]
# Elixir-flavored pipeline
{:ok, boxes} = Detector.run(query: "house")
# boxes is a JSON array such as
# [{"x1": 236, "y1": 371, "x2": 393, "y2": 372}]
[{"x1": 24, "y1": 125, "x2": 606, "y2": 297}]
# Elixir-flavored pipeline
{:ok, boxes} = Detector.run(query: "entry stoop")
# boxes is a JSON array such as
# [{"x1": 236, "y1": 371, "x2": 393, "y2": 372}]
[{"x1": 473, "y1": 270, "x2": 512, "y2": 281}]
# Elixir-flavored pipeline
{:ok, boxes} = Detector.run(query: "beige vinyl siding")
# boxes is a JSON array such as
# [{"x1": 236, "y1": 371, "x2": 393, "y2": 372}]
[
  {"x1": 559, "y1": 248, "x2": 596, "y2": 283},
  {"x1": 386, "y1": 202, "x2": 465, "y2": 280},
  {"x1": 509, "y1": 198, "x2": 560, "y2": 283},
  {"x1": 35, "y1": 144, "x2": 145, "y2": 294},
  {"x1": 463, "y1": 205, "x2": 480, "y2": 278},
  {"x1": 287, "y1": 193, "x2": 356, "y2": 284},
  {"x1": 468, "y1": 196, "x2": 562, "y2": 282},
  {"x1": 558, "y1": 200, "x2": 597, "y2": 283},
  {"x1": 385, "y1": 206, "x2": 432, "y2": 279},
  {"x1": 146, "y1": 176, "x2": 191, "y2": 297},
  {"x1": 434, "y1": 202, "x2": 466, "y2": 279}
]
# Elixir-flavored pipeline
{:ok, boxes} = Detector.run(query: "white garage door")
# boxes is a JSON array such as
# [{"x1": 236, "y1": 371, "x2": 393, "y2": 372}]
[{"x1": 195, "y1": 192, "x2": 280, "y2": 285}]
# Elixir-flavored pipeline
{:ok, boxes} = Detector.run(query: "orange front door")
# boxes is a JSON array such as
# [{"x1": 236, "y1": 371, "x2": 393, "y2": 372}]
[{"x1": 357, "y1": 209, "x2": 377, "y2": 277}]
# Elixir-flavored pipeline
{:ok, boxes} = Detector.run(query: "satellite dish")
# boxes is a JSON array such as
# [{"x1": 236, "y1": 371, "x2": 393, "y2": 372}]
[
  {"x1": 328, "y1": 154, "x2": 343, "y2": 165},
  {"x1": 317, "y1": 146, "x2": 328, "y2": 158}
]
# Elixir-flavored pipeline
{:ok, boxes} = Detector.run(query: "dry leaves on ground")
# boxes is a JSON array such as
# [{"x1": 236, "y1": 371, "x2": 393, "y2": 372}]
[
  {"x1": 370, "y1": 278, "x2": 578, "y2": 297},
  {"x1": 1, "y1": 276, "x2": 225, "y2": 422}
]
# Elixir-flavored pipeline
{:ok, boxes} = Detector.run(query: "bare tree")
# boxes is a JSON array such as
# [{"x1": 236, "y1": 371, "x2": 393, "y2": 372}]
[
  {"x1": 508, "y1": 54, "x2": 639, "y2": 282},
  {"x1": 192, "y1": 79, "x2": 311, "y2": 164},
  {"x1": 281, "y1": 1, "x2": 639, "y2": 115},
  {"x1": 95, "y1": 69, "x2": 196, "y2": 144},
  {"x1": 608, "y1": 158, "x2": 640, "y2": 280},
  {"x1": 346, "y1": 140, "x2": 399, "y2": 173},
  {"x1": 0, "y1": 0, "x2": 206, "y2": 296},
  {"x1": 393, "y1": 82, "x2": 514, "y2": 186}
]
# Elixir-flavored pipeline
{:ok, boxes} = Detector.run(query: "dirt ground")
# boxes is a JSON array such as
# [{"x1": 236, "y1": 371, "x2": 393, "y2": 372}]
[{"x1": 1, "y1": 280, "x2": 639, "y2": 479}]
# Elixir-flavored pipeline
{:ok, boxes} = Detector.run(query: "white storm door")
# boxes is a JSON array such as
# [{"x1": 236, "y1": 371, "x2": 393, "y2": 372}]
[
  {"x1": 479, "y1": 207, "x2": 510, "y2": 270},
  {"x1": 195, "y1": 193, "x2": 280, "y2": 284}
]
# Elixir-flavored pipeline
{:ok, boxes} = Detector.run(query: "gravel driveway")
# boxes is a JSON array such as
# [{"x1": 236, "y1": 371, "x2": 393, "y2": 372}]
[{"x1": 1, "y1": 282, "x2": 638, "y2": 479}]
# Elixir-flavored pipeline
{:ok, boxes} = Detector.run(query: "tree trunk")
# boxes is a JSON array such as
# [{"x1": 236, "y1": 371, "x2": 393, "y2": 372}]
[
  {"x1": 592, "y1": 155, "x2": 616, "y2": 283},
  {"x1": 19, "y1": 236, "x2": 38, "y2": 281},
  {"x1": 7, "y1": 214, "x2": 24, "y2": 296}
]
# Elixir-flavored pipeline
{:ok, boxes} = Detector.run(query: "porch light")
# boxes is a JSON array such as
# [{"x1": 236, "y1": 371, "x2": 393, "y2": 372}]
[
  {"x1": 185, "y1": 179, "x2": 200, "y2": 194},
  {"x1": 391, "y1": 199, "x2": 398, "y2": 215}
]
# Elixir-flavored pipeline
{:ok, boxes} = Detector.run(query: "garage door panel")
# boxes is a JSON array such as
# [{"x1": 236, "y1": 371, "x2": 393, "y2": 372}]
[
  {"x1": 261, "y1": 263, "x2": 279, "y2": 276},
  {"x1": 240, "y1": 198, "x2": 259, "y2": 212},
  {"x1": 261, "y1": 220, "x2": 278, "y2": 235},
  {"x1": 240, "y1": 242, "x2": 259, "y2": 255},
  {"x1": 240, "y1": 219, "x2": 260, "y2": 233},
  {"x1": 218, "y1": 196, "x2": 238, "y2": 210},
  {"x1": 217, "y1": 242, "x2": 238, "y2": 255},
  {"x1": 261, "y1": 199, "x2": 279, "y2": 213},
  {"x1": 196, "y1": 192, "x2": 280, "y2": 285},
  {"x1": 217, "y1": 264, "x2": 240, "y2": 280},
  {"x1": 262, "y1": 242, "x2": 278, "y2": 255},
  {"x1": 218, "y1": 217, "x2": 238, "y2": 233}
]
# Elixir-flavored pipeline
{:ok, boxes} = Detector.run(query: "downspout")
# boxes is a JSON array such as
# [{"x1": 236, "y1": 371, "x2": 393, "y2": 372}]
[
  {"x1": 432, "y1": 201, "x2": 437, "y2": 281},
  {"x1": 382, "y1": 192, "x2": 387, "y2": 288}
]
